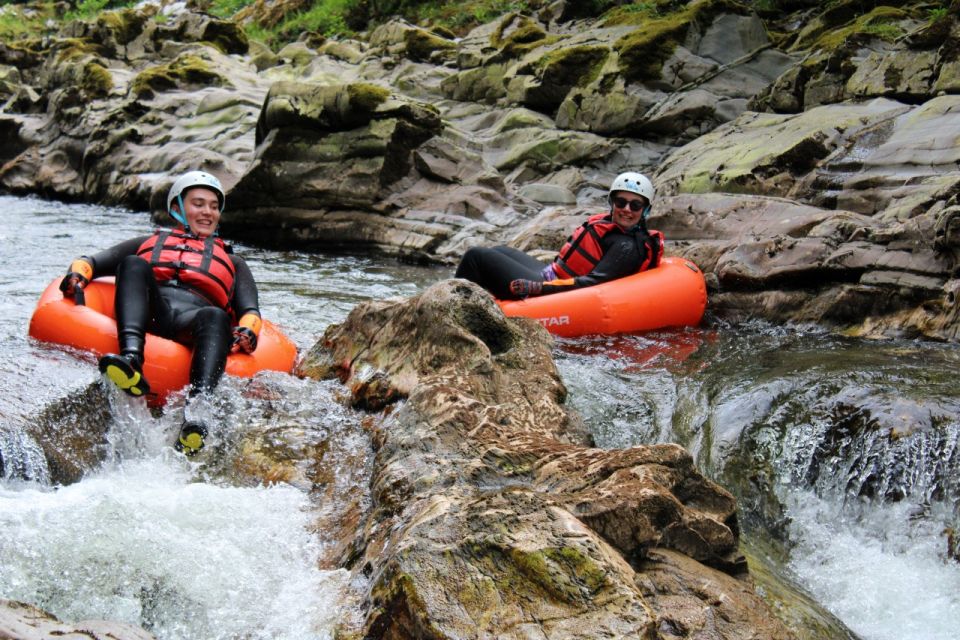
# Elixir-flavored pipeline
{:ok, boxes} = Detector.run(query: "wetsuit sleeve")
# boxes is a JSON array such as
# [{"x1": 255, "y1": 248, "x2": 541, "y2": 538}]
[
  {"x1": 540, "y1": 234, "x2": 642, "y2": 295},
  {"x1": 230, "y1": 255, "x2": 260, "y2": 319},
  {"x1": 83, "y1": 236, "x2": 151, "y2": 277}
]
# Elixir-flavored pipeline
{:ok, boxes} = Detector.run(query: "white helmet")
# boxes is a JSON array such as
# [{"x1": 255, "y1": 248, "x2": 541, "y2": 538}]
[
  {"x1": 166, "y1": 170, "x2": 225, "y2": 226},
  {"x1": 609, "y1": 171, "x2": 654, "y2": 203}
]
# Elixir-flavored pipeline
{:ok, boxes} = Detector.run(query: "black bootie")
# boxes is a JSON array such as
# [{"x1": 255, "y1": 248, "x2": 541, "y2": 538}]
[{"x1": 98, "y1": 352, "x2": 150, "y2": 397}]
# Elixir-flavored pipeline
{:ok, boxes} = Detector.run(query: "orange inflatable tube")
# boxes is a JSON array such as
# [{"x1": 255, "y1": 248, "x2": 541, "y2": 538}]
[
  {"x1": 29, "y1": 277, "x2": 298, "y2": 406},
  {"x1": 497, "y1": 256, "x2": 707, "y2": 337}
]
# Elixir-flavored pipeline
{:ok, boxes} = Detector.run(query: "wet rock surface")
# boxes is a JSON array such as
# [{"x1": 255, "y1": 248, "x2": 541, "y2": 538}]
[{"x1": 299, "y1": 279, "x2": 795, "y2": 638}]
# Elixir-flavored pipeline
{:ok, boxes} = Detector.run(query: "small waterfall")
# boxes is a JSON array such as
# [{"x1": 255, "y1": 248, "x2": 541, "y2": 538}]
[
  {"x1": 0, "y1": 428, "x2": 50, "y2": 484},
  {"x1": 557, "y1": 326, "x2": 960, "y2": 640}
]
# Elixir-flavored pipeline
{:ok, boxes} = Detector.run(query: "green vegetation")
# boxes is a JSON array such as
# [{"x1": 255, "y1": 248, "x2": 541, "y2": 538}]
[
  {"x1": 601, "y1": 1, "x2": 660, "y2": 25},
  {"x1": 65, "y1": 0, "x2": 137, "y2": 21},
  {"x1": 274, "y1": 0, "x2": 351, "y2": 41},
  {"x1": 812, "y1": 6, "x2": 908, "y2": 49},
  {"x1": 0, "y1": 1, "x2": 57, "y2": 40},
  {"x1": 928, "y1": 7, "x2": 948, "y2": 22}
]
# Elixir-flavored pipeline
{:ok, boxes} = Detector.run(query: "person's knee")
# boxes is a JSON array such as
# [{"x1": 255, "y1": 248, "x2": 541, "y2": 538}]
[
  {"x1": 117, "y1": 255, "x2": 149, "y2": 278},
  {"x1": 193, "y1": 306, "x2": 231, "y2": 333},
  {"x1": 456, "y1": 246, "x2": 487, "y2": 278}
]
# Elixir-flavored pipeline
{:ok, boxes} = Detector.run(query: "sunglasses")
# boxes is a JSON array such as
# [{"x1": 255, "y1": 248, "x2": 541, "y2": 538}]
[{"x1": 611, "y1": 196, "x2": 647, "y2": 212}]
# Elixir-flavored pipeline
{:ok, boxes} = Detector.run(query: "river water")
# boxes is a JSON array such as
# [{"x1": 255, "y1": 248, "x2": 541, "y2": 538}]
[{"x1": 1, "y1": 196, "x2": 958, "y2": 639}]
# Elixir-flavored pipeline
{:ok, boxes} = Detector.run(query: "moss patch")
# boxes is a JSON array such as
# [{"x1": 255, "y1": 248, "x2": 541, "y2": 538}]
[
  {"x1": 96, "y1": 8, "x2": 149, "y2": 45},
  {"x1": 53, "y1": 37, "x2": 102, "y2": 63},
  {"x1": 536, "y1": 44, "x2": 609, "y2": 88},
  {"x1": 810, "y1": 6, "x2": 909, "y2": 50},
  {"x1": 131, "y1": 54, "x2": 225, "y2": 97},
  {"x1": 492, "y1": 13, "x2": 558, "y2": 59},
  {"x1": 509, "y1": 545, "x2": 609, "y2": 602},
  {"x1": 81, "y1": 60, "x2": 113, "y2": 98},
  {"x1": 404, "y1": 27, "x2": 456, "y2": 62},
  {"x1": 613, "y1": 0, "x2": 751, "y2": 82},
  {"x1": 346, "y1": 82, "x2": 391, "y2": 114}
]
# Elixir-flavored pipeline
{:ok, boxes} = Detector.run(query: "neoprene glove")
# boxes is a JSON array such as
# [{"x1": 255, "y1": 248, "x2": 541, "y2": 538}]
[
  {"x1": 59, "y1": 259, "x2": 93, "y2": 296},
  {"x1": 232, "y1": 313, "x2": 262, "y2": 354},
  {"x1": 510, "y1": 279, "x2": 543, "y2": 298}
]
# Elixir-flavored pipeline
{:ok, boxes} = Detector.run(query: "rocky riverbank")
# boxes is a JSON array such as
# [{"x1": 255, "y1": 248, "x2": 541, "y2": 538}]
[{"x1": 1, "y1": 0, "x2": 958, "y2": 339}]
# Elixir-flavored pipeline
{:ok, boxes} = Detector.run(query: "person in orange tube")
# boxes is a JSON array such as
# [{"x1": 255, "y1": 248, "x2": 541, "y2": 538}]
[
  {"x1": 455, "y1": 172, "x2": 664, "y2": 299},
  {"x1": 58, "y1": 170, "x2": 261, "y2": 455}
]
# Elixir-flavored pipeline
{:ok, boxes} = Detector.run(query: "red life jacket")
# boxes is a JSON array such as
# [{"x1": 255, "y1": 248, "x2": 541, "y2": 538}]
[
  {"x1": 137, "y1": 229, "x2": 236, "y2": 309},
  {"x1": 552, "y1": 213, "x2": 664, "y2": 279}
]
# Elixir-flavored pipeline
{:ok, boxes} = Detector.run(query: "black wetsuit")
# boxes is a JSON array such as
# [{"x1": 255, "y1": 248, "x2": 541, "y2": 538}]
[
  {"x1": 85, "y1": 235, "x2": 259, "y2": 392},
  {"x1": 455, "y1": 226, "x2": 652, "y2": 300}
]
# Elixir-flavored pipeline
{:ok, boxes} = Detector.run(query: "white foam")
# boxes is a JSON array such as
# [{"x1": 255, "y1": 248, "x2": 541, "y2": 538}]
[{"x1": 0, "y1": 458, "x2": 347, "y2": 639}]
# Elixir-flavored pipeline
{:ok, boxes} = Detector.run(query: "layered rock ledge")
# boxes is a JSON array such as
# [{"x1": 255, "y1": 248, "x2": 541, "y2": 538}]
[{"x1": 298, "y1": 279, "x2": 795, "y2": 638}]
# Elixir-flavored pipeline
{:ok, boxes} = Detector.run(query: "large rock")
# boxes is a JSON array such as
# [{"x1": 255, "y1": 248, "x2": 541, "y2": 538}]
[
  {"x1": 753, "y1": 4, "x2": 959, "y2": 112},
  {"x1": 654, "y1": 98, "x2": 911, "y2": 197},
  {"x1": 652, "y1": 192, "x2": 959, "y2": 340},
  {"x1": 219, "y1": 81, "x2": 452, "y2": 255},
  {"x1": 299, "y1": 279, "x2": 795, "y2": 638},
  {"x1": 0, "y1": 8, "x2": 266, "y2": 210}
]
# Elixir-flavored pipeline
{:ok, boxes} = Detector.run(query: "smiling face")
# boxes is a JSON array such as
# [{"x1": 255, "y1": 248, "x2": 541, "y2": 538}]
[
  {"x1": 610, "y1": 190, "x2": 649, "y2": 229},
  {"x1": 174, "y1": 187, "x2": 221, "y2": 237}
]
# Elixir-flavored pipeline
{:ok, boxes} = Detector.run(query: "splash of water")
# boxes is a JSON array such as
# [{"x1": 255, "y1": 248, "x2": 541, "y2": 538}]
[
  {"x1": 785, "y1": 494, "x2": 960, "y2": 640},
  {"x1": 0, "y1": 457, "x2": 348, "y2": 639}
]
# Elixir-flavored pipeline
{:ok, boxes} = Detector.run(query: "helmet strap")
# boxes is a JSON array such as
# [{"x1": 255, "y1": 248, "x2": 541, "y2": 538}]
[{"x1": 170, "y1": 194, "x2": 188, "y2": 226}]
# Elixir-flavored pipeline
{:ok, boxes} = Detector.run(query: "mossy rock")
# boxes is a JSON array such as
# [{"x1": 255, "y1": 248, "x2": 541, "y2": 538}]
[
  {"x1": 791, "y1": 2, "x2": 915, "y2": 52},
  {"x1": 809, "y1": 6, "x2": 909, "y2": 51},
  {"x1": 130, "y1": 54, "x2": 225, "y2": 98},
  {"x1": 0, "y1": 39, "x2": 46, "y2": 68},
  {"x1": 202, "y1": 26, "x2": 251, "y2": 56},
  {"x1": 429, "y1": 24, "x2": 457, "y2": 40},
  {"x1": 492, "y1": 13, "x2": 556, "y2": 59},
  {"x1": 52, "y1": 37, "x2": 102, "y2": 63},
  {"x1": 614, "y1": 0, "x2": 750, "y2": 83},
  {"x1": 346, "y1": 82, "x2": 391, "y2": 113},
  {"x1": 536, "y1": 44, "x2": 609, "y2": 89},
  {"x1": 95, "y1": 8, "x2": 150, "y2": 46},
  {"x1": 404, "y1": 27, "x2": 456, "y2": 63},
  {"x1": 80, "y1": 60, "x2": 113, "y2": 98}
]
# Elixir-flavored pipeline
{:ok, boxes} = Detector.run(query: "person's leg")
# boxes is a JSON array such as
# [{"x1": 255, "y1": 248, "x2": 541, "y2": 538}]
[
  {"x1": 455, "y1": 246, "x2": 545, "y2": 299},
  {"x1": 184, "y1": 306, "x2": 232, "y2": 395},
  {"x1": 113, "y1": 256, "x2": 160, "y2": 362},
  {"x1": 162, "y1": 296, "x2": 231, "y2": 455},
  {"x1": 99, "y1": 256, "x2": 168, "y2": 397},
  {"x1": 490, "y1": 245, "x2": 548, "y2": 271},
  {"x1": 160, "y1": 292, "x2": 233, "y2": 394}
]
